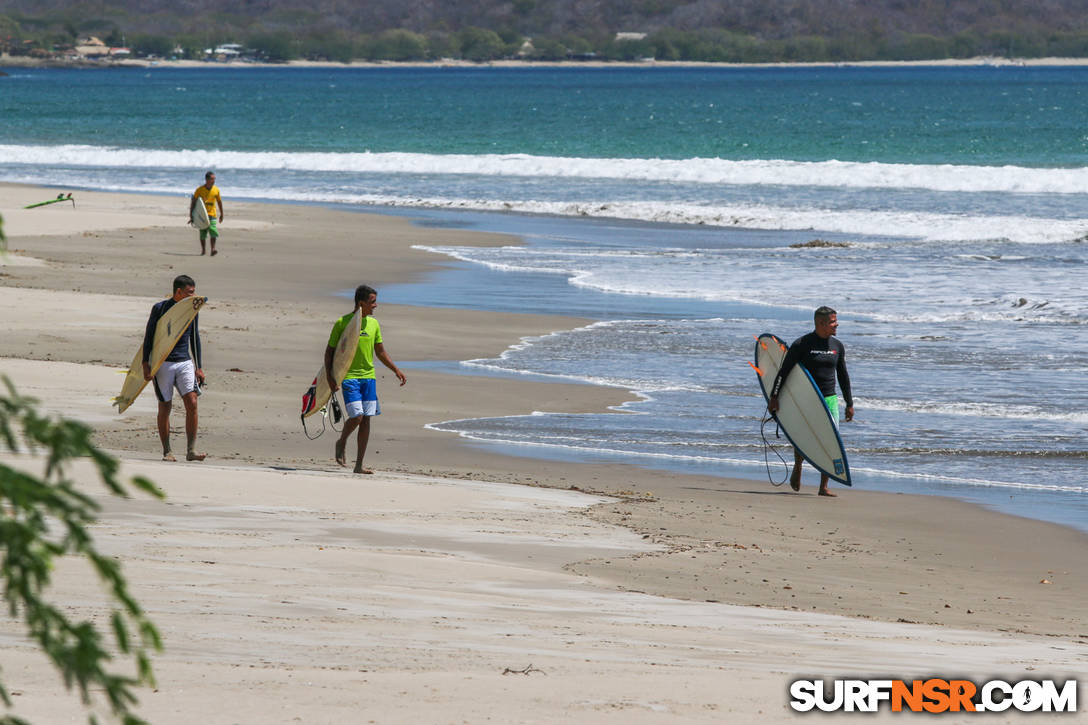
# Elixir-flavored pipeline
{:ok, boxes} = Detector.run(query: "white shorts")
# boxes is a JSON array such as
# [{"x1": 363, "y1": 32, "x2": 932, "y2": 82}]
[{"x1": 154, "y1": 359, "x2": 197, "y2": 402}]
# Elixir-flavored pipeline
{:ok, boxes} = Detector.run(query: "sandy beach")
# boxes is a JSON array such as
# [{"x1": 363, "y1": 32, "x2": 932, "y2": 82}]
[
  {"x1": 5, "y1": 53, "x2": 1088, "y2": 70},
  {"x1": 0, "y1": 185, "x2": 1085, "y2": 722}
]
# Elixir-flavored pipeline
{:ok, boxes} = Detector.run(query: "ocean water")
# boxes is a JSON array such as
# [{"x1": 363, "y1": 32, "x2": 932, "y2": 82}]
[{"x1": 1, "y1": 65, "x2": 1085, "y2": 530}]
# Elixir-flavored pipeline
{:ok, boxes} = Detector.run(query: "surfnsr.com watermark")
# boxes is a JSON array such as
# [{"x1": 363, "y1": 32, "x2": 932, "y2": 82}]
[{"x1": 790, "y1": 679, "x2": 1078, "y2": 713}]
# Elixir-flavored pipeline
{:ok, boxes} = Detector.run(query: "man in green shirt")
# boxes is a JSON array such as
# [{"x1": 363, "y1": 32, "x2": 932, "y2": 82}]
[{"x1": 325, "y1": 284, "x2": 407, "y2": 474}]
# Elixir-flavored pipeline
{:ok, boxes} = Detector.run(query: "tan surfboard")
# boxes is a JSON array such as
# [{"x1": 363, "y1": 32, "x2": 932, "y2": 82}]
[
  {"x1": 114, "y1": 296, "x2": 207, "y2": 414},
  {"x1": 300, "y1": 307, "x2": 363, "y2": 420}
]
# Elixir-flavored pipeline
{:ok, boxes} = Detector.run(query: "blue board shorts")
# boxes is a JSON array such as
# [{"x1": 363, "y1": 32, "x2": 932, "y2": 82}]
[
  {"x1": 341, "y1": 377, "x2": 380, "y2": 418},
  {"x1": 199, "y1": 217, "x2": 218, "y2": 240},
  {"x1": 824, "y1": 394, "x2": 840, "y2": 428}
]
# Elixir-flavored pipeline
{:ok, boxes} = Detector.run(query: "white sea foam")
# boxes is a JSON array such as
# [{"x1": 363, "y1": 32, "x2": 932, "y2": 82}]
[
  {"x1": 4, "y1": 157, "x2": 1085, "y2": 244},
  {"x1": 461, "y1": 325, "x2": 702, "y2": 393},
  {"x1": 846, "y1": 465, "x2": 1088, "y2": 494},
  {"x1": 4, "y1": 143, "x2": 1088, "y2": 194},
  {"x1": 425, "y1": 418, "x2": 1088, "y2": 495},
  {"x1": 861, "y1": 398, "x2": 1088, "y2": 424},
  {"x1": 423, "y1": 418, "x2": 762, "y2": 468},
  {"x1": 388, "y1": 196, "x2": 1085, "y2": 244},
  {"x1": 413, "y1": 242, "x2": 1087, "y2": 323}
]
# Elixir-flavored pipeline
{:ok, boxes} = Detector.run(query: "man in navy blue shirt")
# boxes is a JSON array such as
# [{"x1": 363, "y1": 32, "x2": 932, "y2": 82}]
[
  {"x1": 769, "y1": 306, "x2": 854, "y2": 496},
  {"x1": 142, "y1": 275, "x2": 206, "y2": 461}
]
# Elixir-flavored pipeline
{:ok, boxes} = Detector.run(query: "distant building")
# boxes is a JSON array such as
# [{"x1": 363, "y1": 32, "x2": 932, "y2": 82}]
[
  {"x1": 614, "y1": 32, "x2": 647, "y2": 42},
  {"x1": 205, "y1": 43, "x2": 246, "y2": 62},
  {"x1": 75, "y1": 36, "x2": 110, "y2": 57}
]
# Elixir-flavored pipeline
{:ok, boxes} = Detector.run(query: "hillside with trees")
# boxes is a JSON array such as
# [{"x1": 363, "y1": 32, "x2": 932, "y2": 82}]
[{"x1": 2, "y1": 0, "x2": 1087, "y2": 63}]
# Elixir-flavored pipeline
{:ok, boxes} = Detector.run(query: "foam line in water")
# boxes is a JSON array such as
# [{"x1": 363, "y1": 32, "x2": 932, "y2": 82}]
[
  {"x1": 425, "y1": 418, "x2": 1088, "y2": 495},
  {"x1": 4, "y1": 143, "x2": 1088, "y2": 193},
  {"x1": 1, "y1": 166, "x2": 1083, "y2": 244}
]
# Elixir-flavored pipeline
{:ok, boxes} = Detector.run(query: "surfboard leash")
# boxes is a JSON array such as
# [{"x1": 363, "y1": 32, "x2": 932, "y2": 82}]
[
  {"x1": 760, "y1": 409, "x2": 790, "y2": 486},
  {"x1": 301, "y1": 409, "x2": 327, "y2": 440},
  {"x1": 328, "y1": 397, "x2": 344, "y2": 433}
]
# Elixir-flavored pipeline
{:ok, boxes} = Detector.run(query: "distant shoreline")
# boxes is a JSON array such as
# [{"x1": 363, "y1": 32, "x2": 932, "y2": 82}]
[{"x1": 4, "y1": 53, "x2": 1088, "y2": 70}]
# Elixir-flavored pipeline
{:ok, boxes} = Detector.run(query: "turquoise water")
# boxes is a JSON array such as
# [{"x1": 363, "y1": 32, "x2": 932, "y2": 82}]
[
  {"x1": 3, "y1": 66, "x2": 1088, "y2": 163},
  {"x1": 2, "y1": 65, "x2": 1086, "y2": 530}
]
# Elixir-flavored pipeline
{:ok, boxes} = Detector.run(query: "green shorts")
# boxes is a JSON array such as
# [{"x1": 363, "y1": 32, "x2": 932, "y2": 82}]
[
  {"x1": 824, "y1": 395, "x2": 840, "y2": 427},
  {"x1": 199, "y1": 217, "x2": 218, "y2": 240}
]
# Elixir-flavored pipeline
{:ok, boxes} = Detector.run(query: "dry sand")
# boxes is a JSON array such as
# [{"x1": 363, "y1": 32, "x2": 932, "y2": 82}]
[{"x1": 0, "y1": 185, "x2": 1085, "y2": 722}]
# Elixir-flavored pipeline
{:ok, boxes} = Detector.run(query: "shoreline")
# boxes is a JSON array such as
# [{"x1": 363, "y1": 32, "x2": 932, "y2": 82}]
[
  {"x1": 5, "y1": 54, "x2": 1088, "y2": 70},
  {"x1": 2, "y1": 183, "x2": 1086, "y2": 645},
  {"x1": 11, "y1": 182, "x2": 1083, "y2": 534}
]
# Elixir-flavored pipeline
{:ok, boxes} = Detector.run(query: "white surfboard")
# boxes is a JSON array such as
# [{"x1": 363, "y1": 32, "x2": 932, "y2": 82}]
[
  {"x1": 300, "y1": 307, "x2": 363, "y2": 421},
  {"x1": 114, "y1": 296, "x2": 207, "y2": 414},
  {"x1": 191, "y1": 195, "x2": 211, "y2": 231},
  {"x1": 754, "y1": 333, "x2": 851, "y2": 485}
]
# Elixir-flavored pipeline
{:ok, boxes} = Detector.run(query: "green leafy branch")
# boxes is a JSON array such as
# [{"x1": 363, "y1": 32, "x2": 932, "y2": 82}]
[{"x1": 0, "y1": 376, "x2": 164, "y2": 725}]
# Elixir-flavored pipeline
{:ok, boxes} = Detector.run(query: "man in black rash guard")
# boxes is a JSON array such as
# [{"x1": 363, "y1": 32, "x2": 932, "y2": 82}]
[
  {"x1": 768, "y1": 306, "x2": 854, "y2": 497},
  {"x1": 142, "y1": 274, "x2": 206, "y2": 462}
]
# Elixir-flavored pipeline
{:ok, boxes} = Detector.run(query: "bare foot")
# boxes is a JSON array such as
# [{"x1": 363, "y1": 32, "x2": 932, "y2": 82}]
[
  {"x1": 789, "y1": 469, "x2": 801, "y2": 492},
  {"x1": 162, "y1": 453, "x2": 177, "y2": 462},
  {"x1": 818, "y1": 489, "x2": 837, "y2": 497},
  {"x1": 210, "y1": 249, "x2": 218, "y2": 256},
  {"x1": 335, "y1": 439, "x2": 347, "y2": 467},
  {"x1": 186, "y1": 451, "x2": 207, "y2": 462},
  {"x1": 353, "y1": 467, "x2": 374, "y2": 475}
]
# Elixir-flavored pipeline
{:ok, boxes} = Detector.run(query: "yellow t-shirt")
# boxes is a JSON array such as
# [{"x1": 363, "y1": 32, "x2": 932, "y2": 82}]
[{"x1": 193, "y1": 185, "x2": 221, "y2": 218}]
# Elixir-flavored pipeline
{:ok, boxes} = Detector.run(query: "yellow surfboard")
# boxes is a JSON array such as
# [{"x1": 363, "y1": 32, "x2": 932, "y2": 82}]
[
  {"x1": 300, "y1": 307, "x2": 363, "y2": 420},
  {"x1": 114, "y1": 296, "x2": 207, "y2": 414}
]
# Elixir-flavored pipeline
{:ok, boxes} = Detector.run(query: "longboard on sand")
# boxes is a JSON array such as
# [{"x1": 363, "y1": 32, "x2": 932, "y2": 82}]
[
  {"x1": 753, "y1": 332, "x2": 851, "y2": 485},
  {"x1": 191, "y1": 196, "x2": 211, "y2": 231},
  {"x1": 25, "y1": 193, "x2": 74, "y2": 209},
  {"x1": 300, "y1": 307, "x2": 363, "y2": 423},
  {"x1": 113, "y1": 296, "x2": 207, "y2": 414}
]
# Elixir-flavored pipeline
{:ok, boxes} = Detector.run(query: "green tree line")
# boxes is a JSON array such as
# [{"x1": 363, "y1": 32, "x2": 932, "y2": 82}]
[{"x1": 3, "y1": 12, "x2": 1088, "y2": 62}]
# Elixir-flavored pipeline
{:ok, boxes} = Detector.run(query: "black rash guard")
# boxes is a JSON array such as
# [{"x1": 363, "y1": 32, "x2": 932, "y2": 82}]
[
  {"x1": 142, "y1": 298, "x2": 202, "y2": 368},
  {"x1": 770, "y1": 331, "x2": 852, "y2": 407}
]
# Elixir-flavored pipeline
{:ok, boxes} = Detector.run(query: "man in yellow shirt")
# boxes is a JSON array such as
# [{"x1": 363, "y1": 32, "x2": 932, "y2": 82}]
[{"x1": 189, "y1": 171, "x2": 224, "y2": 256}]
